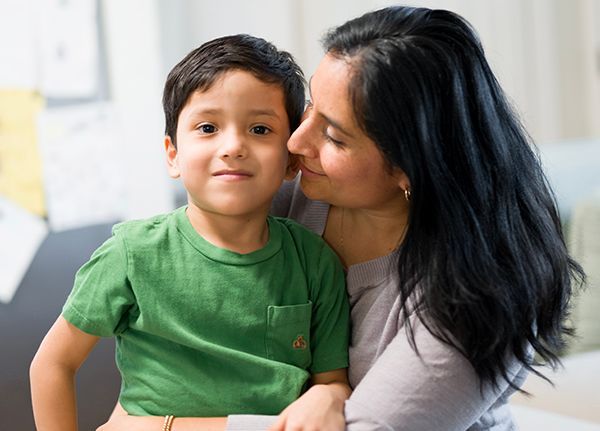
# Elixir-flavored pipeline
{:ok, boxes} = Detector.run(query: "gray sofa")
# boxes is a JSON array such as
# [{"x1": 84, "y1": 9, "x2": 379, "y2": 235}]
[{"x1": 0, "y1": 224, "x2": 121, "y2": 430}]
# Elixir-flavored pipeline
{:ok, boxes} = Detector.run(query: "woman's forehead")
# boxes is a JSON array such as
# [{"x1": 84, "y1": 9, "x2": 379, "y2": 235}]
[{"x1": 310, "y1": 55, "x2": 358, "y2": 133}]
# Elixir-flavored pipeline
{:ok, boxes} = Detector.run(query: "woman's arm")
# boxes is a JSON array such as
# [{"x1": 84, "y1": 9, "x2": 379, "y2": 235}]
[
  {"x1": 268, "y1": 368, "x2": 351, "y2": 431},
  {"x1": 100, "y1": 369, "x2": 350, "y2": 431},
  {"x1": 30, "y1": 316, "x2": 100, "y2": 431},
  {"x1": 344, "y1": 316, "x2": 524, "y2": 431},
  {"x1": 97, "y1": 413, "x2": 226, "y2": 431},
  {"x1": 99, "y1": 402, "x2": 228, "y2": 431}
]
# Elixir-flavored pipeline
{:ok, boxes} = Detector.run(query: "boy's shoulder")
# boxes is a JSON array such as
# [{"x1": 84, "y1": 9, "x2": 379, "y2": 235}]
[
  {"x1": 111, "y1": 208, "x2": 181, "y2": 245},
  {"x1": 270, "y1": 215, "x2": 335, "y2": 260},
  {"x1": 271, "y1": 215, "x2": 321, "y2": 242}
]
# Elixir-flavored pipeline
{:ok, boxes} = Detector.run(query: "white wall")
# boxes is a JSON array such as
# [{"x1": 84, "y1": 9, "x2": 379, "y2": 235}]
[
  {"x1": 97, "y1": 0, "x2": 600, "y2": 219},
  {"x1": 140, "y1": 0, "x2": 600, "y2": 145},
  {"x1": 2, "y1": 0, "x2": 597, "y2": 226},
  {"x1": 101, "y1": 0, "x2": 173, "y2": 218}
]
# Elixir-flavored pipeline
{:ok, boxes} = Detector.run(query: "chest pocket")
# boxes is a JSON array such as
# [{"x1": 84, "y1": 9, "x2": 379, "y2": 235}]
[{"x1": 266, "y1": 302, "x2": 312, "y2": 369}]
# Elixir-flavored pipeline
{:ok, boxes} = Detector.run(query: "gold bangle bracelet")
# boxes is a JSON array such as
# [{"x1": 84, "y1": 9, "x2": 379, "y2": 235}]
[{"x1": 162, "y1": 414, "x2": 175, "y2": 431}]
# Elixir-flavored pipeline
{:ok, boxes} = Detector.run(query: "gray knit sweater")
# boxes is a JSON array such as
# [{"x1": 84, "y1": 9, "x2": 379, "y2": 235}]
[{"x1": 227, "y1": 179, "x2": 527, "y2": 431}]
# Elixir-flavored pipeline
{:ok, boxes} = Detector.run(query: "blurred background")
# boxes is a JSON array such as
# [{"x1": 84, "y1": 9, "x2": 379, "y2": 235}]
[{"x1": 1, "y1": 0, "x2": 599, "y2": 429}]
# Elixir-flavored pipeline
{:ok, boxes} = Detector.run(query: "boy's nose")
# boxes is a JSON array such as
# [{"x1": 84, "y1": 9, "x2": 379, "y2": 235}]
[{"x1": 219, "y1": 132, "x2": 247, "y2": 159}]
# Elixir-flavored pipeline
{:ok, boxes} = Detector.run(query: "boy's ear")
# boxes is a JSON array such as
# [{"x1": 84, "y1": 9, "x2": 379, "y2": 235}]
[
  {"x1": 164, "y1": 135, "x2": 180, "y2": 179},
  {"x1": 284, "y1": 152, "x2": 300, "y2": 181}
]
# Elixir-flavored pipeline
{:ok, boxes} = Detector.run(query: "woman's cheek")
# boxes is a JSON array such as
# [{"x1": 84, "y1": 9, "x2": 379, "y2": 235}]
[{"x1": 322, "y1": 149, "x2": 350, "y2": 179}]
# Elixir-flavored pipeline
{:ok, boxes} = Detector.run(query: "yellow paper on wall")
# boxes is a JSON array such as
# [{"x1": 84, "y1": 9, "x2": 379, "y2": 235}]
[{"x1": 0, "y1": 90, "x2": 46, "y2": 216}]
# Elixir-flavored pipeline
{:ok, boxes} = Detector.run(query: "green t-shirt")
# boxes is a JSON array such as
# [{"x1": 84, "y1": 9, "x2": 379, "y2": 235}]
[{"x1": 62, "y1": 207, "x2": 349, "y2": 416}]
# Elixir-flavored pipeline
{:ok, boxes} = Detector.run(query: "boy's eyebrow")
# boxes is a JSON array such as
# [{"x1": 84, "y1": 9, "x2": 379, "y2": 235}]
[
  {"x1": 187, "y1": 108, "x2": 281, "y2": 119},
  {"x1": 185, "y1": 108, "x2": 221, "y2": 119},
  {"x1": 308, "y1": 76, "x2": 355, "y2": 139},
  {"x1": 247, "y1": 108, "x2": 282, "y2": 119}
]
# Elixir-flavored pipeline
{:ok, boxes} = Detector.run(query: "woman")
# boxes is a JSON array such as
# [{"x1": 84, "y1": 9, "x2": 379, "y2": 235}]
[{"x1": 100, "y1": 5, "x2": 583, "y2": 431}]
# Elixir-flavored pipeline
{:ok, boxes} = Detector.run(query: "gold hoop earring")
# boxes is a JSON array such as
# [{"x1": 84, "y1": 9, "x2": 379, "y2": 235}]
[{"x1": 404, "y1": 189, "x2": 411, "y2": 202}]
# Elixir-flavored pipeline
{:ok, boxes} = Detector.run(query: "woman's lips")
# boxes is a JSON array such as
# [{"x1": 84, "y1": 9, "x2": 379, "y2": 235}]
[{"x1": 298, "y1": 161, "x2": 326, "y2": 177}]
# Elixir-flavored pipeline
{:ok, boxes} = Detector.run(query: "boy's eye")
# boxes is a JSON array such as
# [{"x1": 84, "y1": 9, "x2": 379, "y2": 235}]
[
  {"x1": 198, "y1": 124, "x2": 216, "y2": 134},
  {"x1": 251, "y1": 125, "x2": 270, "y2": 135}
]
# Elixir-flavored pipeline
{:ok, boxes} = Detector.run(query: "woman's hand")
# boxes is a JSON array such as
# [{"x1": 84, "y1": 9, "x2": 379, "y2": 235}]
[{"x1": 268, "y1": 383, "x2": 347, "y2": 431}]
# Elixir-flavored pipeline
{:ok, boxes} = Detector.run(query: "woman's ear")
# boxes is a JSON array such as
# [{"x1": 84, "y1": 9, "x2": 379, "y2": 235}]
[
  {"x1": 164, "y1": 135, "x2": 180, "y2": 179},
  {"x1": 394, "y1": 169, "x2": 411, "y2": 193},
  {"x1": 284, "y1": 152, "x2": 300, "y2": 181}
]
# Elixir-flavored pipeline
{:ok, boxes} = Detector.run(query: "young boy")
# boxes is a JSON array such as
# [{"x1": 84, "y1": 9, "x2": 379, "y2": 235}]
[{"x1": 30, "y1": 35, "x2": 350, "y2": 430}]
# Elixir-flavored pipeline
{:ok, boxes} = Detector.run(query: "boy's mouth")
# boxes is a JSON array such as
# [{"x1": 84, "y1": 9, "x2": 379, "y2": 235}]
[{"x1": 212, "y1": 169, "x2": 253, "y2": 179}]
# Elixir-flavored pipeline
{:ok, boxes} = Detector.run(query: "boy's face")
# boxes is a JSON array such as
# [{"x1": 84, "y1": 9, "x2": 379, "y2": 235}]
[{"x1": 166, "y1": 70, "x2": 290, "y2": 218}]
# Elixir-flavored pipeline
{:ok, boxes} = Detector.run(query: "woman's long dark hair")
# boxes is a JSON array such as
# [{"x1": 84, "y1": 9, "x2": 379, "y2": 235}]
[{"x1": 323, "y1": 6, "x2": 585, "y2": 390}]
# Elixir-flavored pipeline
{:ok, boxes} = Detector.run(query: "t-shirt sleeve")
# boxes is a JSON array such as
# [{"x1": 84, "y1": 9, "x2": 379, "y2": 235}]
[
  {"x1": 309, "y1": 242, "x2": 350, "y2": 374},
  {"x1": 62, "y1": 226, "x2": 135, "y2": 337},
  {"x1": 344, "y1": 316, "x2": 525, "y2": 430}
]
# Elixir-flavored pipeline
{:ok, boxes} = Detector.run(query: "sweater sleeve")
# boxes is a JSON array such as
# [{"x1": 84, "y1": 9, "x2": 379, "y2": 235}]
[
  {"x1": 226, "y1": 415, "x2": 277, "y2": 430},
  {"x1": 344, "y1": 316, "x2": 525, "y2": 431}
]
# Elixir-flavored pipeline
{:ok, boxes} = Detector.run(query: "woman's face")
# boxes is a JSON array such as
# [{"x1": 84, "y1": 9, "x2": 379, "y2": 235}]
[{"x1": 288, "y1": 54, "x2": 406, "y2": 210}]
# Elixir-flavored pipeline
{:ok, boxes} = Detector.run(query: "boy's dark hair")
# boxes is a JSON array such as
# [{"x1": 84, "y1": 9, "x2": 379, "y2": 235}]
[{"x1": 163, "y1": 34, "x2": 305, "y2": 146}]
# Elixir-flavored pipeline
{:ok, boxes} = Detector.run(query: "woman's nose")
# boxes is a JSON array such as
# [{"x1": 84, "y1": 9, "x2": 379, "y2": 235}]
[{"x1": 288, "y1": 116, "x2": 317, "y2": 158}]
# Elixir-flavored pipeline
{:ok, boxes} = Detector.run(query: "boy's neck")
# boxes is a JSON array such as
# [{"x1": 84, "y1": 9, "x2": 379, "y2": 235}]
[{"x1": 185, "y1": 204, "x2": 270, "y2": 254}]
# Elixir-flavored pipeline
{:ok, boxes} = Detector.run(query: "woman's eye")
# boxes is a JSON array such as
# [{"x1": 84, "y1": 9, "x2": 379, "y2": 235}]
[
  {"x1": 198, "y1": 124, "x2": 216, "y2": 134},
  {"x1": 251, "y1": 125, "x2": 270, "y2": 135},
  {"x1": 325, "y1": 132, "x2": 345, "y2": 148},
  {"x1": 304, "y1": 101, "x2": 314, "y2": 115},
  {"x1": 327, "y1": 136, "x2": 344, "y2": 147}
]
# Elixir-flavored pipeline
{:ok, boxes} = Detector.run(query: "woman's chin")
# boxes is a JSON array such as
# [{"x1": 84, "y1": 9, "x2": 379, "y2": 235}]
[{"x1": 299, "y1": 176, "x2": 329, "y2": 202}]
